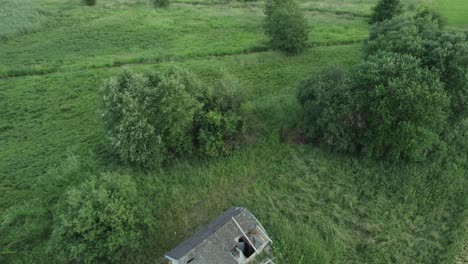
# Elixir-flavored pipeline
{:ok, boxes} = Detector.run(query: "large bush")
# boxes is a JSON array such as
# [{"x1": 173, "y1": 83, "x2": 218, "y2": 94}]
[
  {"x1": 367, "y1": 12, "x2": 468, "y2": 122},
  {"x1": 297, "y1": 67, "x2": 362, "y2": 152},
  {"x1": 196, "y1": 74, "x2": 245, "y2": 158},
  {"x1": 264, "y1": 0, "x2": 308, "y2": 54},
  {"x1": 47, "y1": 173, "x2": 151, "y2": 263},
  {"x1": 369, "y1": 0, "x2": 403, "y2": 24},
  {"x1": 100, "y1": 69, "x2": 202, "y2": 169},
  {"x1": 355, "y1": 52, "x2": 450, "y2": 161}
]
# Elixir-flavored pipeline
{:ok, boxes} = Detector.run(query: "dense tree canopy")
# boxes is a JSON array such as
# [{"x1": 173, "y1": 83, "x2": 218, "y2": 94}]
[
  {"x1": 355, "y1": 52, "x2": 450, "y2": 161},
  {"x1": 367, "y1": 12, "x2": 468, "y2": 122}
]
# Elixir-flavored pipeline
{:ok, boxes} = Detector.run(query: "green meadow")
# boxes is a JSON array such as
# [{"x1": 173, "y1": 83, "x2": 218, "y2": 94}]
[
  {"x1": 0, "y1": 0, "x2": 466, "y2": 263},
  {"x1": 439, "y1": 0, "x2": 468, "y2": 30}
]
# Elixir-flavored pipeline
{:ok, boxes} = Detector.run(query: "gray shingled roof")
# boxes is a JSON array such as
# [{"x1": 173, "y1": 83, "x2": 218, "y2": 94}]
[{"x1": 165, "y1": 207, "x2": 259, "y2": 261}]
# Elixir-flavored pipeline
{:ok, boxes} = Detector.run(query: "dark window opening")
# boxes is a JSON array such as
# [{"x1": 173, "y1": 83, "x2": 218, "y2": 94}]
[{"x1": 238, "y1": 237, "x2": 255, "y2": 258}]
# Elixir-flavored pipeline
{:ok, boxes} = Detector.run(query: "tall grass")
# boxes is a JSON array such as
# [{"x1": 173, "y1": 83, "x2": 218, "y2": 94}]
[{"x1": 0, "y1": 0, "x2": 46, "y2": 39}]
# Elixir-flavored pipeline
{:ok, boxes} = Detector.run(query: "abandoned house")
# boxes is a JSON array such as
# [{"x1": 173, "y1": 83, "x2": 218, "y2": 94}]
[{"x1": 165, "y1": 207, "x2": 274, "y2": 264}]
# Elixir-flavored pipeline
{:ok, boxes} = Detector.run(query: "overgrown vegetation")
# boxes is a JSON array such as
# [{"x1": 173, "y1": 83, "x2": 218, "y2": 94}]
[
  {"x1": 0, "y1": 0, "x2": 46, "y2": 39},
  {"x1": 264, "y1": 0, "x2": 308, "y2": 53}
]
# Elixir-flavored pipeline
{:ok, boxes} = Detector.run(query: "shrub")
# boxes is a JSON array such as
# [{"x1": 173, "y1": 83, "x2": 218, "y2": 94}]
[
  {"x1": 264, "y1": 0, "x2": 308, "y2": 54},
  {"x1": 355, "y1": 52, "x2": 450, "y2": 161},
  {"x1": 82, "y1": 0, "x2": 96, "y2": 6},
  {"x1": 367, "y1": 12, "x2": 468, "y2": 122},
  {"x1": 297, "y1": 67, "x2": 362, "y2": 152},
  {"x1": 47, "y1": 173, "x2": 151, "y2": 264},
  {"x1": 100, "y1": 68, "x2": 202, "y2": 169},
  {"x1": 153, "y1": 0, "x2": 169, "y2": 8},
  {"x1": 197, "y1": 111, "x2": 243, "y2": 157},
  {"x1": 196, "y1": 74, "x2": 245, "y2": 158},
  {"x1": 369, "y1": 0, "x2": 403, "y2": 24}
]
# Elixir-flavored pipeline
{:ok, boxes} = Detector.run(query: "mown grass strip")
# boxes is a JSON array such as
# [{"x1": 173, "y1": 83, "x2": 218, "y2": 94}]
[
  {"x1": 304, "y1": 7, "x2": 371, "y2": 18},
  {"x1": 0, "y1": 41, "x2": 364, "y2": 79}
]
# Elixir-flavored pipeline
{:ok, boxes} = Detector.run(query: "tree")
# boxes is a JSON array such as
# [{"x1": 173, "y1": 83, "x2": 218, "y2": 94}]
[
  {"x1": 101, "y1": 68, "x2": 246, "y2": 168},
  {"x1": 297, "y1": 67, "x2": 362, "y2": 152},
  {"x1": 47, "y1": 174, "x2": 152, "y2": 263},
  {"x1": 355, "y1": 52, "x2": 450, "y2": 161},
  {"x1": 264, "y1": 0, "x2": 309, "y2": 54},
  {"x1": 369, "y1": 0, "x2": 403, "y2": 24},
  {"x1": 100, "y1": 68, "x2": 202, "y2": 169},
  {"x1": 367, "y1": 12, "x2": 468, "y2": 122}
]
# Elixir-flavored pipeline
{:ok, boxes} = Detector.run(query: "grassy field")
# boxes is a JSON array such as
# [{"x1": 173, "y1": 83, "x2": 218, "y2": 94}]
[
  {"x1": 439, "y1": 0, "x2": 468, "y2": 30},
  {"x1": 0, "y1": 0, "x2": 467, "y2": 263}
]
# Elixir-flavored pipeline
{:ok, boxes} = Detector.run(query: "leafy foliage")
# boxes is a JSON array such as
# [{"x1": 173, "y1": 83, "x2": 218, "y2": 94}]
[
  {"x1": 47, "y1": 173, "x2": 151, "y2": 264},
  {"x1": 369, "y1": 0, "x2": 403, "y2": 24},
  {"x1": 297, "y1": 67, "x2": 362, "y2": 152},
  {"x1": 100, "y1": 69, "x2": 202, "y2": 169},
  {"x1": 264, "y1": 0, "x2": 309, "y2": 53},
  {"x1": 196, "y1": 74, "x2": 245, "y2": 158},
  {"x1": 367, "y1": 12, "x2": 468, "y2": 122},
  {"x1": 197, "y1": 111, "x2": 243, "y2": 158},
  {"x1": 355, "y1": 52, "x2": 449, "y2": 161}
]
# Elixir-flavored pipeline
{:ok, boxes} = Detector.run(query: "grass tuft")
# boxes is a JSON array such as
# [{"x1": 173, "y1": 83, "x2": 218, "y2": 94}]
[{"x1": 0, "y1": 0, "x2": 47, "y2": 39}]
